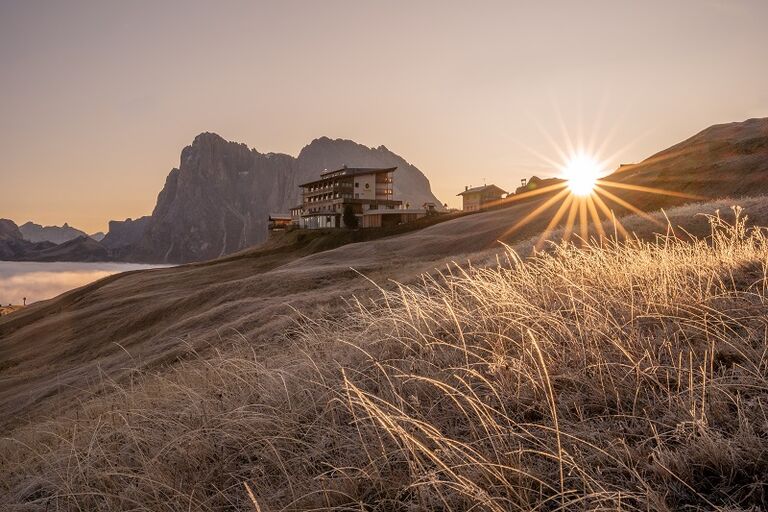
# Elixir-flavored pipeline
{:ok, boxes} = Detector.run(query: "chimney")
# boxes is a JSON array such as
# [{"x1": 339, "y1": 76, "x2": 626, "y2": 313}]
[{"x1": 465, "y1": 185, "x2": 469, "y2": 191}]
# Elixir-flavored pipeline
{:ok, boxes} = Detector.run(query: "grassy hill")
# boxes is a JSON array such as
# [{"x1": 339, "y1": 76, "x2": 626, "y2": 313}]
[
  {"x1": 2, "y1": 200, "x2": 767, "y2": 510},
  {"x1": 2, "y1": 117, "x2": 768, "y2": 510}
]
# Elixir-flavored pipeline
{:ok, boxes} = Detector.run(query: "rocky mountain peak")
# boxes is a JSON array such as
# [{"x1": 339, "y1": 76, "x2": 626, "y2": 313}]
[
  {"x1": 120, "y1": 133, "x2": 442, "y2": 263},
  {"x1": 0, "y1": 219, "x2": 22, "y2": 240},
  {"x1": 192, "y1": 131, "x2": 228, "y2": 147}
]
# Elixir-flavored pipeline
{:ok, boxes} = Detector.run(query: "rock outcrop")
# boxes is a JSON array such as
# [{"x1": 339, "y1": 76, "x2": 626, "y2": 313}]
[
  {"x1": 125, "y1": 134, "x2": 443, "y2": 263},
  {"x1": 19, "y1": 222, "x2": 90, "y2": 244},
  {"x1": 101, "y1": 216, "x2": 151, "y2": 259}
]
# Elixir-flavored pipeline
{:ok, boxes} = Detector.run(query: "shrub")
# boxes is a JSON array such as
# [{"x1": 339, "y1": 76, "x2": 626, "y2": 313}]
[{"x1": 343, "y1": 204, "x2": 359, "y2": 229}]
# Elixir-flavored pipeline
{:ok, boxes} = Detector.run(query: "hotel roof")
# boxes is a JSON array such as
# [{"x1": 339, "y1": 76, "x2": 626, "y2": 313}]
[{"x1": 299, "y1": 166, "x2": 397, "y2": 187}]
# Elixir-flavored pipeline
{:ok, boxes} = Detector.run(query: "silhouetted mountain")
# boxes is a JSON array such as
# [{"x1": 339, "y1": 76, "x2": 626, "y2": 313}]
[
  {"x1": 126, "y1": 134, "x2": 443, "y2": 263},
  {"x1": 19, "y1": 222, "x2": 89, "y2": 244},
  {"x1": 89, "y1": 232, "x2": 106, "y2": 242}
]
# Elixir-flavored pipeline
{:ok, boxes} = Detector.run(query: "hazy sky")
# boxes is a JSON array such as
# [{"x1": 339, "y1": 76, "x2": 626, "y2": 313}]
[{"x1": 1, "y1": 1, "x2": 767, "y2": 232}]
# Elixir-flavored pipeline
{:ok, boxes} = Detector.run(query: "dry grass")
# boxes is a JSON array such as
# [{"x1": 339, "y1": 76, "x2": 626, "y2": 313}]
[
  {"x1": 0, "y1": 305, "x2": 24, "y2": 317},
  {"x1": 2, "y1": 207, "x2": 768, "y2": 511}
]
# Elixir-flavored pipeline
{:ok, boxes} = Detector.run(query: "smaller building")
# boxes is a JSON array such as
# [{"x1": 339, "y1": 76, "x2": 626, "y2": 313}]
[
  {"x1": 268, "y1": 214, "x2": 293, "y2": 231},
  {"x1": 457, "y1": 184, "x2": 508, "y2": 212}
]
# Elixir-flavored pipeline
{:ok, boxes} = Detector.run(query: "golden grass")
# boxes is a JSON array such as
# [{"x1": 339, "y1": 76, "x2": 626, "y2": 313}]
[{"x1": 2, "y1": 206, "x2": 768, "y2": 511}]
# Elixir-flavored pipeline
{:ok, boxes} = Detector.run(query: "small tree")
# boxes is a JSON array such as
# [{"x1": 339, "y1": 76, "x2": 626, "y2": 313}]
[{"x1": 343, "y1": 204, "x2": 359, "y2": 229}]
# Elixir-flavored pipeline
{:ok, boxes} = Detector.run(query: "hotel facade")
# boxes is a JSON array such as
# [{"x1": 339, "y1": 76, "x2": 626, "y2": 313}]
[{"x1": 291, "y1": 166, "x2": 426, "y2": 229}]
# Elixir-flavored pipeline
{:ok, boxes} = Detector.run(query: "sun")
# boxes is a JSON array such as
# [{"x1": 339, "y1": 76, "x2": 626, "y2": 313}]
[{"x1": 562, "y1": 153, "x2": 601, "y2": 196}]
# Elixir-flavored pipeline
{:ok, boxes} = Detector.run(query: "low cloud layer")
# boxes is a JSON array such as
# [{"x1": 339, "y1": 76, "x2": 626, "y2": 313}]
[{"x1": 0, "y1": 262, "x2": 163, "y2": 305}]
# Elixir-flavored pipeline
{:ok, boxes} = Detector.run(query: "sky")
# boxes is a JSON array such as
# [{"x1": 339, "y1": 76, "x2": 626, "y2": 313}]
[{"x1": 1, "y1": 0, "x2": 767, "y2": 233}]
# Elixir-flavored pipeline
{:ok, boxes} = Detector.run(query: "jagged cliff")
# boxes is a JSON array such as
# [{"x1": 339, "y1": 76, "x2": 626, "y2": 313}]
[{"x1": 125, "y1": 134, "x2": 443, "y2": 263}]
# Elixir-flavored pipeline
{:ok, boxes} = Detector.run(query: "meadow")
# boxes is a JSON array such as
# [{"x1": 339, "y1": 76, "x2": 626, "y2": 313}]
[{"x1": 2, "y1": 205, "x2": 767, "y2": 511}]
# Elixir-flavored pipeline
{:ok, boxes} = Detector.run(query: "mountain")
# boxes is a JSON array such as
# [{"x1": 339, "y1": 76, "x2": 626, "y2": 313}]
[
  {"x1": 0, "y1": 219, "x2": 55, "y2": 260},
  {"x1": 124, "y1": 134, "x2": 443, "y2": 263},
  {"x1": 89, "y1": 232, "x2": 105, "y2": 242},
  {"x1": 0, "y1": 219, "x2": 23, "y2": 240},
  {"x1": 0, "y1": 219, "x2": 106, "y2": 262},
  {"x1": 19, "y1": 222, "x2": 89, "y2": 244}
]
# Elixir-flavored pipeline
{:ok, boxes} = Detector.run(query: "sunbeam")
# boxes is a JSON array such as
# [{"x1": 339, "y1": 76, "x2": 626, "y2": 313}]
[{"x1": 503, "y1": 111, "x2": 713, "y2": 249}]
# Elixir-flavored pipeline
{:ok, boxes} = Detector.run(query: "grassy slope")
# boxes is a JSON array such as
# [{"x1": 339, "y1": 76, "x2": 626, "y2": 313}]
[
  {"x1": 2, "y1": 118, "x2": 766, "y2": 431},
  {"x1": 1, "y1": 117, "x2": 767, "y2": 508},
  {"x1": 0, "y1": 191, "x2": 581, "y2": 431},
  {"x1": 2, "y1": 201, "x2": 767, "y2": 511}
]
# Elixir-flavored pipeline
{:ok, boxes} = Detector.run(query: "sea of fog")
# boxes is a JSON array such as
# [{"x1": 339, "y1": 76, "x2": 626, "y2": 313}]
[{"x1": 0, "y1": 261, "x2": 169, "y2": 306}]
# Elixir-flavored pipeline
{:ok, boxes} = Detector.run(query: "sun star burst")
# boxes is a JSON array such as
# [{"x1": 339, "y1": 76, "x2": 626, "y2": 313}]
[{"x1": 501, "y1": 112, "x2": 707, "y2": 248}]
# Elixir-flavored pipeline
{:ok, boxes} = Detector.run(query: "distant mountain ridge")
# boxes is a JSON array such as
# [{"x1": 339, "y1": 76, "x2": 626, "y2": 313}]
[
  {"x1": 0, "y1": 219, "x2": 107, "y2": 261},
  {"x1": 19, "y1": 222, "x2": 91, "y2": 244}
]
